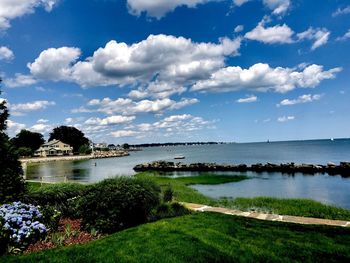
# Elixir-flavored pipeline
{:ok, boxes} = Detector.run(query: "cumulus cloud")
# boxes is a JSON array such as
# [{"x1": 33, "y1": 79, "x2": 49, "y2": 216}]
[
  {"x1": 37, "y1": 118, "x2": 49, "y2": 123},
  {"x1": 277, "y1": 115, "x2": 295, "y2": 122},
  {"x1": 192, "y1": 63, "x2": 341, "y2": 93},
  {"x1": 4, "y1": 74, "x2": 37, "y2": 88},
  {"x1": 297, "y1": 27, "x2": 330, "y2": 50},
  {"x1": 126, "y1": 0, "x2": 213, "y2": 19},
  {"x1": 28, "y1": 34, "x2": 241, "y2": 90},
  {"x1": 28, "y1": 47, "x2": 81, "y2": 81},
  {"x1": 0, "y1": 0, "x2": 59, "y2": 30},
  {"x1": 79, "y1": 97, "x2": 199, "y2": 115},
  {"x1": 128, "y1": 81, "x2": 186, "y2": 99},
  {"x1": 6, "y1": 120, "x2": 26, "y2": 134},
  {"x1": 336, "y1": 29, "x2": 350, "y2": 41},
  {"x1": 11, "y1": 100, "x2": 56, "y2": 113},
  {"x1": 236, "y1": 95, "x2": 258, "y2": 103},
  {"x1": 110, "y1": 130, "x2": 140, "y2": 138},
  {"x1": 277, "y1": 94, "x2": 323, "y2": 106},
  {"x1": 85, "y1": 115, "x2": 135, "y2": 126},
  {"x1": 30, "y1": 123, "x2": 52, "y2": 134},
  {"x1": 234, "y1": 0, "x2": 290, "y2": 15},
  {"x1": 0, "y1": 46, "x2": 14, "y2": 61},
  {"x1": 332, "y1": 6, "x2": 350, "y2": 17},
  {"x1": 245, "y1": 19, "x2": 294, "y2": 44}
]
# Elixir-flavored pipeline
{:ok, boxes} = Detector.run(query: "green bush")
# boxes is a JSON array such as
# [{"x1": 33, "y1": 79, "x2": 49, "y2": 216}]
[
  {"x1": 16, "y1": 147, "x2": 33, "y2": 157},
  {"x1": 23, "y1": 183, "x2": 89, "y2": 218},
  {"x1": 150, "y1": 202, "x2": 191, "y2": 221},
  {"x1": 0, "y1": 218, "x2": 9, "y2": 256},
  {"x1": 40, "y1": 206, "x2": 62, "y2": 232},
  {"x1": 79, "y1": 177, "x2": 161, "y2": 234},
  {"x1": 163, "y1": 185, "x2": 173, "y2": 202}
]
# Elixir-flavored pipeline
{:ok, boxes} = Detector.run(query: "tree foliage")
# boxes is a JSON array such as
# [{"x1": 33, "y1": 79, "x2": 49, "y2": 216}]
[
  {"x1": 0, "y1": 80, "x2": 26, "y2": 204},
  {"x1": 11, "y1": 129, "x2": 45, "y2": 155},
  {"x1": 49, "y1": 126, "x2": 89, "y2": 153}
]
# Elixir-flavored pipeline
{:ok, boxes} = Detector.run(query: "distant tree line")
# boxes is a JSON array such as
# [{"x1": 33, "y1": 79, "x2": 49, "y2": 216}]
[{"x1": 130, "y1": 142, "x2": 226, "y2": 148}]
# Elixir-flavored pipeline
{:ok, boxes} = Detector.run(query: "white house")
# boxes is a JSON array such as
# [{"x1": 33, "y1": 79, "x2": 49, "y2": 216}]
[{"x1": 35, "y1": 140, "x2": 73, "y2": 157}]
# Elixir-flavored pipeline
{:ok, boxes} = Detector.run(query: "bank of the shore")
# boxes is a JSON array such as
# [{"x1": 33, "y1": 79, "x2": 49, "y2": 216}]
[{"x1": 20, "y1": 150, "x2": 130, "y2": 164}]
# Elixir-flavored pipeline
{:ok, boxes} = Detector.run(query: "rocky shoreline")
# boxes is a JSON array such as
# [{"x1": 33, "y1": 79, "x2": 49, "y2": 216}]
[{"x1": 133, "y1": 161, "x2": 350, "y2": 177}]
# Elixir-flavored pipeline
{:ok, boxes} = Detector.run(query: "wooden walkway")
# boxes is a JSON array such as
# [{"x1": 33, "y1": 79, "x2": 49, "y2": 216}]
[{"x1": 183, "y1": 203, "x2": 350, "y2": 228}]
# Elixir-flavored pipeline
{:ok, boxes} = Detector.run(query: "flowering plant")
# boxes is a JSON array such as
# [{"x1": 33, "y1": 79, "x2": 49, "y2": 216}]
[{"x1": 0, "y1": 201, "x2": 47, "y2": 250}]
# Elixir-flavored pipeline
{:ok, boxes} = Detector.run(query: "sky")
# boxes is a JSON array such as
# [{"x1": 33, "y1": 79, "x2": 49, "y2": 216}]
[{"x1": 0, "y1": 0, "x2": 349, "y2": 144}]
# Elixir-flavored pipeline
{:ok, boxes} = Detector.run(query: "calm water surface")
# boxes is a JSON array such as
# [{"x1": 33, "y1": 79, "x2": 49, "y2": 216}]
[{"x1": 26, "y1": 139, "x2": 350, "y2": 208}]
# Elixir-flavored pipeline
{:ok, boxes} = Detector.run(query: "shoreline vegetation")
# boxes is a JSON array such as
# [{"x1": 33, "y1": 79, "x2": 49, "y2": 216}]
[
  {"x1": 134, "y1": 161, "x2": 350, "y2": 177},
  {"x1": 135, "y1": 172, "x2": 350, "y2": 221}
]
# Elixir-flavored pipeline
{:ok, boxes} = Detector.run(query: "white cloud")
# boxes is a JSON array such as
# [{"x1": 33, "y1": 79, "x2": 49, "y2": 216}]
[
  {"x1": 126, "y1": 0, "x2": 213, "y2": 19},
  {"x1": 4, "y1": 74, "x2": 37, "y2": 88},
  {"x1": 0, "y1": 0, "x2": 59, "y2": 30},
  {"x1": 277, "y1": 94, "x2": 322, "y2": 106},
  {"x1": 11, "y1": 100, "x2": 56, "y2": 113},
  {"x1": 297, "y1": 27, "x2": 330, "y2": 50},
  {"x1": 332, "y1": 6, "x2": 350, "y2": 17},
  {"x1": 128, "y1": 81, "x2": 186, "y2": 99},
  {"x1": 30, "y1": 123, "x2": 52, "y2": 134},
  {"x1": 234, "y1": 25, "x2": 244, "y2": 33},
  {"x1": 236, "y1": 95, "x2": 258, "y2": 103},
  {"x1": 336, "y1": 29, "x2": 350, "y2": 41},
  {"x1": 277, "y1": 116, "x2": 295, "y2": 122},
  {"x1": 0, "y1": 46, "x2": 14, "y2": 60},
  {"x1": 29, "y1": 34, "x2": 241, "y2": 89},
  {"x1": 234, "y1": 0, "x2": 290, "y2": 15},
  {"x1": 28, "y1": 47, "x2": 81, "y2": 81},
  {"x1": 110, "y1": 130, "x2": 140, "y2": 138},
  {"x1": 262, "y1": 0, "x2": 290, "y2": 15},
  {"x1": 245, "y1": 20, "x2": 294, "y2": 44},
  {"x1": 80, "y1": 97, "x2": 199, "y2": 115},
  {"x1": 192, "y1": 63, "x2": 341, "y2": 93},
  {"x1": 85, "y1": 115, "x2": 135, "y2": 125},
  {"x1": 6, "y1": 120, "x2": 26, "y2": 135},
  {"x1": 37, "y1": 118, "x2": 49, "y2": 123}
]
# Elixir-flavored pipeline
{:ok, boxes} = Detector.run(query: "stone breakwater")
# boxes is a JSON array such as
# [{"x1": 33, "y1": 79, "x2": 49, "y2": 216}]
[{"x1": 133, "y1": 161, "x2": 350, "y2": 177}]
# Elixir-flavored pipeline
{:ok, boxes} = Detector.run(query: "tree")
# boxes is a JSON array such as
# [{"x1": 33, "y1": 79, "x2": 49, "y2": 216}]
[
  {"x1": 0, "y1": 80, "x2": 26, "y2": 203},
  {"x1": 122, "y1": 143, "x2": 130, "y2": 150},
  {"x1": 11, "y1": 129, "x2": 45, "y2": 156},
  {"x1": 49, "y1": 126, "x2": 89, "y2": 153}
]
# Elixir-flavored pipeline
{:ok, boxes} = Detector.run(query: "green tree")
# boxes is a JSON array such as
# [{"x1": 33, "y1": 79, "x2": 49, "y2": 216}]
[
  {"x1": 49, "y1": 126, "x2": 89, "y2": 153},
  {"x1": 122, "y1": 143, "x2": 130, "y2": 150},
  {"x1": 0, "y1": 80, "x2": 26, "y2": 203},
  {"x1": 11, "y1": 129, "x2": 45, "y2": 156}
]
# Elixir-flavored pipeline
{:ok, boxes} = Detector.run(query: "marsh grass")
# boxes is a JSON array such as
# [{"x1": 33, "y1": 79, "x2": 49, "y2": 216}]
[{"x1": 137, "y1": 172, "x2": 350, "y2": 221}]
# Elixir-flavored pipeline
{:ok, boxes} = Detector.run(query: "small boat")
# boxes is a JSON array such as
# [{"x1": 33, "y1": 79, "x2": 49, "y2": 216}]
[{"x1": 174, "y1": 155, "x2": 185, "y2": 160}]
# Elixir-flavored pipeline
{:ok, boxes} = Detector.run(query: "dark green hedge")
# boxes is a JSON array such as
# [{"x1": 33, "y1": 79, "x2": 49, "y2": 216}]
[{"x1": 79, "y1": 177, "x2": 161, "y2": 234}]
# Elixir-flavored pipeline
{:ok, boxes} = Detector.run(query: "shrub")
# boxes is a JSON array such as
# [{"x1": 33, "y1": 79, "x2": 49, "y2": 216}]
[
  {"x1": 163, "y1": 185, "x2": 173, "y2": 202},
  {"x1": 40, "y1": 206, "x2": 62, "y2": 231},
  {"x1": 0, "y1": 218, "x2": 9, "y2": 255},
  {"x1": 16, "y1": 147, "x2": 33, "y2": 157},
  {"x1": 23, "y1": 183, "x2": 89, "y2": 218},
  {"x1": 79, "y1": 177, "x2": 161, "y2": 233},
  {"x1": 150, "y1": 202, "x2": 191, "y2": 221},
  {"x1": 0, "y1": 202, "x2": 47, "y2": 252}
]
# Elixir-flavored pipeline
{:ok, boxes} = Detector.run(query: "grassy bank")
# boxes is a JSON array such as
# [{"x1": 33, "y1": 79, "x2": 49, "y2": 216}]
[
  {"x1": 136, "y1": 172, "x2": 350, "y2": 221},
  {"x1": 3, "y1": 212, "x2": 350, "y2": 262},
  {"x1": 136, "y1": 172, "x2": 248, "y2": 205}
]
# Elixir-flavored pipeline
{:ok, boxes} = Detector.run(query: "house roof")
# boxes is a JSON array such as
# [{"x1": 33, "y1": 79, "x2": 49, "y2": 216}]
[{"x1": 42, "y1": 140, "x2": 71, "y2": 147}]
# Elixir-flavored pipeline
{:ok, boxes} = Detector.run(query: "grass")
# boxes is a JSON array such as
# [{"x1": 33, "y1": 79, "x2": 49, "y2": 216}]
[
  {"x1": 136, "y1": 172, "x2": 248, "y2": 205},
  {"x1": 218, "y1": 197, "x2": 350, "y2": 221},
  {"x1": 136, "y1": 172, "x2": 350, "y2": 221},
  {"x1": 3, "y1": 212, "x2": 350, "y2": 262}
]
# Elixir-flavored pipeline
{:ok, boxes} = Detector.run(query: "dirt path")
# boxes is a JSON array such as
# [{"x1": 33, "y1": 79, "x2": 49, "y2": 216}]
[{"x1": 183, "y1": 202, "x2": 350, "y2": 227}]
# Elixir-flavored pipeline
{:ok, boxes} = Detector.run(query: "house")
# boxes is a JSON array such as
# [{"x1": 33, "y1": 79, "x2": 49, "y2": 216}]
[{"x1": 35, "y1": 140, "x2": 73, "y2": 157}]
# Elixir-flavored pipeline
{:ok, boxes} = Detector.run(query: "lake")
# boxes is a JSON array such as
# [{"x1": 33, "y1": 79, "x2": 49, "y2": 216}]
[{"x1": 25, "y1": 139, "x2": 350, "y2": 208}]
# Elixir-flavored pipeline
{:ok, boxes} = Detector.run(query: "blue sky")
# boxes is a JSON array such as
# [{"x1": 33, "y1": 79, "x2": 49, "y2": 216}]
[{"x1": 0, "y1": 0, "x2": 349, "y2": 144}]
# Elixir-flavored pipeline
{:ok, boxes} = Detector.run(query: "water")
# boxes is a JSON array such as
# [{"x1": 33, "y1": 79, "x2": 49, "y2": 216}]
[{"x1": 25, "y1": 139, "x2": 350, "y2": 208}]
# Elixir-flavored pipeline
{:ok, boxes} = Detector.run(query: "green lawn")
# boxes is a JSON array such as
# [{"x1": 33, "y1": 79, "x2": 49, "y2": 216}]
[
  {"x1": 4, "y1": 212, "x2": 350, "y2": 263},
  {"x1": 136, "y1": 172, "x2": 350, "y2": 221}
]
